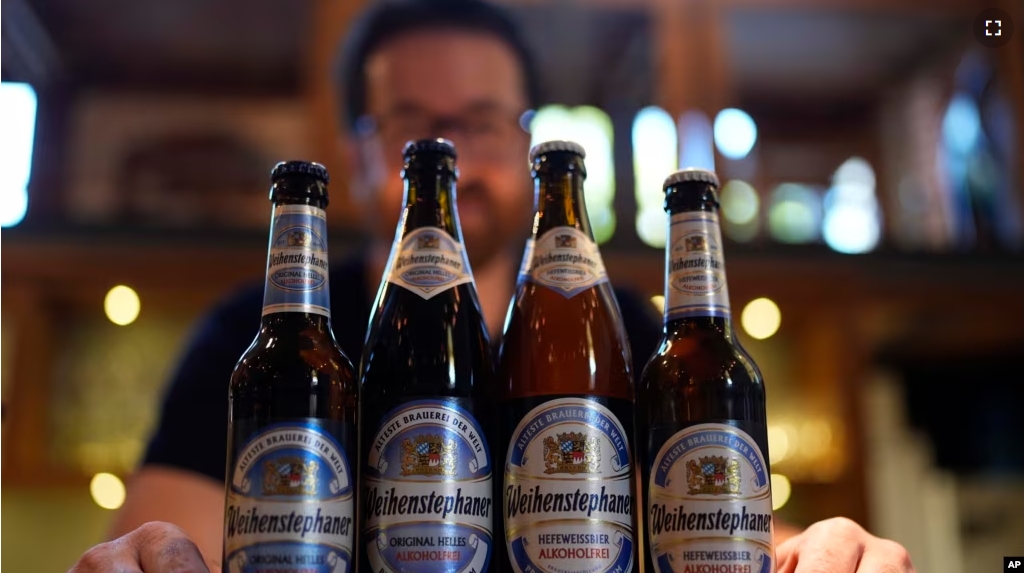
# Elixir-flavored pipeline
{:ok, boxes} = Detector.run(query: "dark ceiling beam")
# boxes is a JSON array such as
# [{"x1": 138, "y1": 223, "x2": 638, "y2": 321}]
[
  {"x1": 515, "y1": 0, "x2": 978, "y2": 15},
  {"x1": 719, "y1": 0, "x2": 977, "y2": 15},
  {"x1": 1, "y1": 0, "x2": 63, "y2": 85},
  {"x1": 66, "y1": 65, "x2": 299, "y2": 96}
]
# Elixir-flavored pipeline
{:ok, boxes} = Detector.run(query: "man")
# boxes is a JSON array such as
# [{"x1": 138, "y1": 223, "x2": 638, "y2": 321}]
[{"x1": 70, "y1": 0, "x2": 916, "y2": 572}]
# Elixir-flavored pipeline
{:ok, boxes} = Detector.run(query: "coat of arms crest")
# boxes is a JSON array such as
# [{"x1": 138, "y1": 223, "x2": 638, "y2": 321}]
[
  {"x1": 554, "y1": 234, "x2": 577, "y2": 249},
  {"x1": 686, "y1": 455, "x2": 741, "y2": 495},
  {"x1": 400, "y1": 435, "x2": 457, "y2": 476},
  {"x1": 262, "y1": 456, "x2": 319, "y2": 496},
  {"x1": 542, "y1": 432, "x2": 600, "y2": 474},
  {"x1": 417, "y1": 234, "x2": 440, "y2": 249},
  {"x1": 684, "y1": 236, "x2": 707, "y2": 252},
  {"x1": 287, "y1": 229, "x2": 312, "y2": 247}
]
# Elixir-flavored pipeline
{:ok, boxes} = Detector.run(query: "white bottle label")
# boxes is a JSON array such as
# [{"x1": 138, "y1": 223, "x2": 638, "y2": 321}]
[
  {"x1": 665, "y1": 213, "x2": 731, "y2": 319},
  {"x1": 262, "y1": 204, "x2": 332, "y2": 317},
  {"x1": 386, "y1": 227, "x2": 474, "y2": 300},
  {"x1": 364, "y1": 400, "x2": 493, "y2": 573},
  {"x1": 505, "y1": 398, "x2": 635, "y2": 573},
  {"x1": 647, "y1": 423, "x2": 775, "y2": 573},
  {"x1": 224, "y1": 424, "x2": 356, "y2": 573},
  {"x1": 521, "y1": 227, "x2": 609, "y2": 298}
]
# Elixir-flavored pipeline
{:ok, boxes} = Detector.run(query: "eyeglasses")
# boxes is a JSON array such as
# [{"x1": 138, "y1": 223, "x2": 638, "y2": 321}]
[{"x1": 357, "y1": 108, "x2": 529, "y2": 162}]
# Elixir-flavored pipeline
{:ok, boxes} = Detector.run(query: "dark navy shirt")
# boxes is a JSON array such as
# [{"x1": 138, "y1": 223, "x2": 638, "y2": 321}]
[{"x1": 142, "y1": 254, "x2": 663, "y2": 482}]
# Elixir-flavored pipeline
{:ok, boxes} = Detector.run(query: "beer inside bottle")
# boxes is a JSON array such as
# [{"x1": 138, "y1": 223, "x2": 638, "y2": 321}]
[
  {"x1": 498, "y1": 140, "x2": 637, "y2": 573},
  {"x1": 223, "y1": 161, "x2": 358, "y2": 573},
  {"x1": 639, "y1": 168, "x2": 775, "y2": 573},
  {"x1": 360, "y1": 139, "x2": 495, "y2": 573}
]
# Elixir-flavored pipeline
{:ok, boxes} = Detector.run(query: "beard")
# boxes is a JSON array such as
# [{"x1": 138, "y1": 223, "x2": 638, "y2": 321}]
[{"x1": 455, "y1": 181, "x2": 526, "y2": 270}]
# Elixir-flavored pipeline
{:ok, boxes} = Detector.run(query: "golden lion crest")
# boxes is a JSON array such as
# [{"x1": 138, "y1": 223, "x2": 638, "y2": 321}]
[
  {"x1": 554, "y1": 234, "x2": 577, "y2": 249},
  {"x1": 684, "y1": 236, "x2": 707, "y2": 252},
  {"x1": 400, "y1": 435, "x2": 457, "y2": 477},
  {"x1": 287, "y1": 230, "x2": 312, "y2": 247},
  {"x1": 417, "y1": 235, "x2": 440, "y2": 249},
  {"x1": 262, "y1": 456, "x2": 319, "y2": 496},
  {"x1": 686, "y1": 455, "x2": 741, "y2": 495},
  {"x1": 542, "y1": 432, "x2": 600, "y2": 474}
]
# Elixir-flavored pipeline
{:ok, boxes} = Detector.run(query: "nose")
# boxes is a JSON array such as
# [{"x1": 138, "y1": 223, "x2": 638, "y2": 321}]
[{"x1": 435, "y1": 129, "x2": 476, "y2": 161}]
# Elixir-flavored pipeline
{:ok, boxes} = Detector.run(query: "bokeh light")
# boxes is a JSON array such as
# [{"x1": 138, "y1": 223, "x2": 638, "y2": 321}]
[
  {"x1": 713, "y1": 108, "x2": 757, "y2": 160},
  {"x1": 740, "y1": 297, "x2": 781, "y2": 340},
  {"x1": 771, "y1": 474, "x2": 792, "y2": 510},
  {"x1": 90, "y1": 473, "x2": 127, "y2": 510},
  {"x1": 104, "y1": 285, "x2": 141, "y2": 326}
]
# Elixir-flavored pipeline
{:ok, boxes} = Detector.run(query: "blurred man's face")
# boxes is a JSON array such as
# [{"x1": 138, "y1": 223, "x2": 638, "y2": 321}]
[{"x1": 348, "y1": 30, "x2": 534, "y2": 268}]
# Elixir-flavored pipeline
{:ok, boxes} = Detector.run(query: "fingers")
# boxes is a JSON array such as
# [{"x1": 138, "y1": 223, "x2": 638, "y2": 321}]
[
  {"x1": 791, "y1": 518, "x2": 866, "y2": 573},
  {"x1": 67, "y1": 541, "x2": 144, "y2": 573},
  {"x1": 856, "y1": 539, "x2": 916, "y2": 573},
  {"x1": 774, "y1": 536, "x2": 801, "y2": 573},
  {"x1": 127, "y1": 522, "x2": 211, "y2": 573},
  {"x1": 775, "y1": 517, "x2": 916, "y2": 573},
  {"x1": 67, "y1": 522, "x2": 211, "y2": 573}
]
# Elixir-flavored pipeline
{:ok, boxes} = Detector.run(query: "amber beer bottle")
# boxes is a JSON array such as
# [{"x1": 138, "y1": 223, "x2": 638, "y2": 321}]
[
  {"x1": 639, "y1": 168, "x2": 775, "y2": 573},
  {"x1": 360, "y1": 139, "x2": 495, "y2": 573},
  {"x1": 223, "y1": 161, "x2": 358, "y2": 572},
  {"x1": 499, "y1": 141, "x2": 637, "y2": 573}
]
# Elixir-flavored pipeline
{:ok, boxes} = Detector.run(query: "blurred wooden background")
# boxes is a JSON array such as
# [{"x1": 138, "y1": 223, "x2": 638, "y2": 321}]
[{"x1": 1, "y1": 0, "x2": 1021, "y2": 571}]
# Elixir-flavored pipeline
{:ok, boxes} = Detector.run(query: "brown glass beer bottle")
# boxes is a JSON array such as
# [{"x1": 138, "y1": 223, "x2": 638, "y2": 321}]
[
  {"x1": 639, "y1": 168, "x2": 775, "y2": 573},
  {"x1": 498, "y1": 140, "x2": 638, "y2": 573},
  {"x1": 223, "y1": 161, "x2": 358, "y2": 573}
]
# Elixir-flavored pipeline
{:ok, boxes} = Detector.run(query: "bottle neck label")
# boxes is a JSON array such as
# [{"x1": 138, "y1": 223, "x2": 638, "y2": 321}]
[
  {"x1": 385, "y1": 227, "x2": 474, "y2": 300},
  {"x1": 647, "y1": 422, "x2": 775, "y2": 573},
  {"x1": 519, "y1": 226, "x2": 609, "y2": 298},
  {"x1": 262, "y1": 204, "x2": 331, "y2": 318},
  {"x1": 504, "y1": 396, "x2": 636, "y2": 573},
  {"x1": 363, "y1": 399, "x2": 493, "y2": 573},
  {"x1": 224, "y1": 420, "x2": 356, "y2": 573},
  {"x1": 665, "y1": 212, "x2": 730, "y2": 320}
]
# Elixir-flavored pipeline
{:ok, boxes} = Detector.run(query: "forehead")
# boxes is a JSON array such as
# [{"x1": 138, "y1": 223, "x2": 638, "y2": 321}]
[{"x1": 364, "y1": 30, "x2": 528, "y2": 116}]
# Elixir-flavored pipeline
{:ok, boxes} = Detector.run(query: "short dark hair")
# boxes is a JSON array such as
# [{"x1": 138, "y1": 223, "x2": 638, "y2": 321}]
[{"x1": 335, "y1": 0, "x2": 541, "y2": 132}]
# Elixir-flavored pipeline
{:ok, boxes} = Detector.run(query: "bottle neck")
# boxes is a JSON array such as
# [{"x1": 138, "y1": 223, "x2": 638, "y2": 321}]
[
  {"x1": 383, "y1": 167, "x2": 476, "y2": 299},
  {"x1": 662, "y1": 209, "x2": 733, "y2": 337},
  {"x1": 401, "y1": 168, "x2": 462, "y2": 239},
  {"x1": 260, "y1": 196, "x2": 332, "y2": 329},
  {"x1": 534, "y1": 168, "x2": 594, "y2": 238}
]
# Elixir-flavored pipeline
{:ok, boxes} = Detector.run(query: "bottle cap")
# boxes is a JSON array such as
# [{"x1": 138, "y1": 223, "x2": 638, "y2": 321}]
[
  {"x1": 403, "y1": 138, "x2": 457, "y2": 159},
  {"x1": 662, "y1": 168, "x2": 720, "y2": 190},
  {"x1": 271, "y1": 160, "x2": 330, "y2": 184},
  {"x1": 529, "y1": 140, "x2": 586, "y2": 163}
]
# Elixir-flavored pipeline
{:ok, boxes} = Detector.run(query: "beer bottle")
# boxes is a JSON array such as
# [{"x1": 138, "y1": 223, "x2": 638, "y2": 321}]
[
  {"x1": 223, "y1": 161, "x2": 358, "y2": 573},
  {"x1": 499, "y1": 141, "x2": 637, "y2": 573},
  {"x1": 360, "y1": 139, "x2": 495, "y2": 573},
  {"x1": 639, "y1": 168, "x2": 774, "y2": 573}
]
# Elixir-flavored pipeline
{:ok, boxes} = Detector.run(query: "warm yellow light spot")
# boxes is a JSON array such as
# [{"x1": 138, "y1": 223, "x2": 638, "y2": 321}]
[
  {"x1": 767, "y1": 425, "x2": 791, "y2": 464},
  {"x1": 104, "y1": 285, "x2": 140, "y2": 326},
  {"x1": 771, "y1": 473, "x2": 792, "y2": 510},
  {"x1": 800, "y1": 419, "x2": 833, "y2": 458},
  {"x1": 90, "y1": 472, "x2": 126, "y2": 510},
  {"x1": 740, "y1": 297, "x2": 781, "y2": 340},
  {"x1": 650, "y1": 295, "x2": 665, "y2": 313}
]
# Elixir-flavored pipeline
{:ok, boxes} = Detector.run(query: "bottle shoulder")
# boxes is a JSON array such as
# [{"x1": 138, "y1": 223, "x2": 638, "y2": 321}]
[
  {"x1": 361, "y1": 284, "x2": 494, "y2": 400},
  {"x1": 231, "y1": 332, "x2": 357, "y2": 391},
  {"x1": 364, "y1": 285, "x2": 491, "y2": 351},
  {"x1": 503, "y1": 282, "x2": 628, "y2": 338},
  {"x1": 499, "y1": 282, "x2": 633, "y2": 399},
  {"x1": 639, "y1": 332, "x2": 763, "y2": 390}
]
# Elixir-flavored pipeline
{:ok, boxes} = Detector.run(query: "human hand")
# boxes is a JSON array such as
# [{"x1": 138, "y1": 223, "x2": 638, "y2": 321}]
[
  {"x1": 68, "y1": 521, "x2": 219, "y2": 573},
  {"x1": 777, "y1": 517, "x2": 915, "y2": 573}
]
